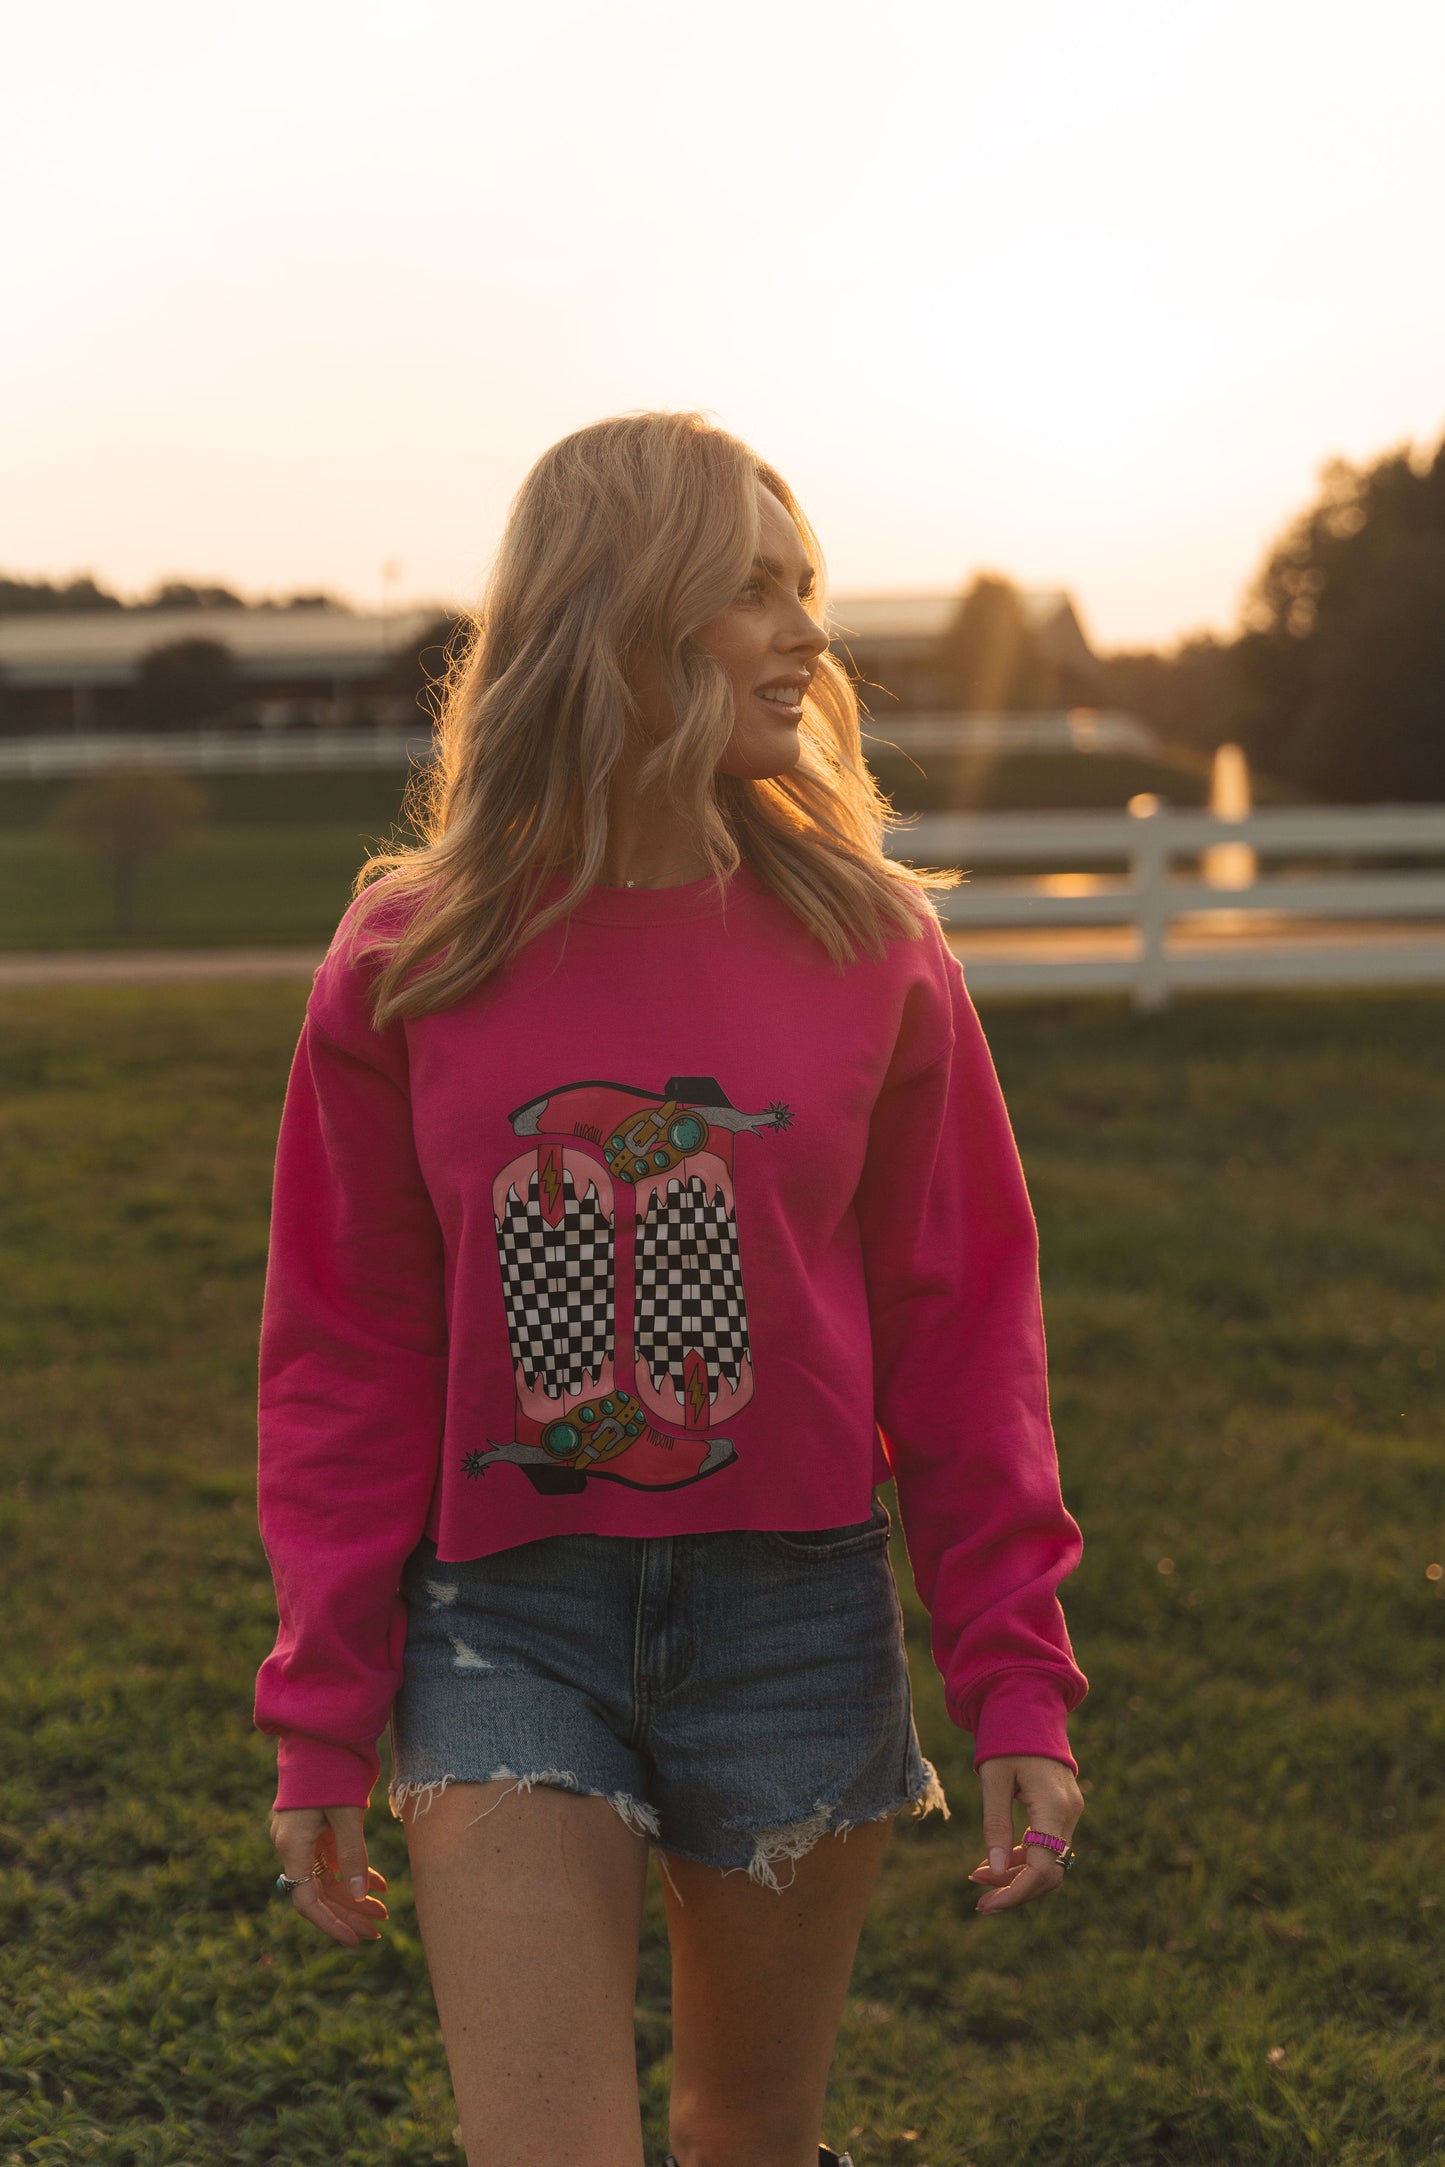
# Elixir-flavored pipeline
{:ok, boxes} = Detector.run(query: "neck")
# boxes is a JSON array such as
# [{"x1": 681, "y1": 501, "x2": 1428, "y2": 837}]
[{"x1": 597, "y1": 772, "x2": 711, "y2": 889}]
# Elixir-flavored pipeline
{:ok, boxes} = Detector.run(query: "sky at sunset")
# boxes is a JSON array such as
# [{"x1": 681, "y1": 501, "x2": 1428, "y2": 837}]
[{"x1": 6, "y1": 0, "x2": 1444, "y2": 650}]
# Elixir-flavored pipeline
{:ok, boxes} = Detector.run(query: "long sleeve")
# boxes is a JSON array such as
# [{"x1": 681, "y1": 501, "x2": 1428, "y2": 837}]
[
  {"x1": 253, "y1": 932, "x2": 449, "y2": 1810},
  {"x1": 856, "y1": 927, "x2": 1086, "y2": 1769}
]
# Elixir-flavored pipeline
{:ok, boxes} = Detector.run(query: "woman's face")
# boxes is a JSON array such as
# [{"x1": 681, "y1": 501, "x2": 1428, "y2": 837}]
[{"x1": 632, "y1": 487, "x2": 828, "y2": 782}]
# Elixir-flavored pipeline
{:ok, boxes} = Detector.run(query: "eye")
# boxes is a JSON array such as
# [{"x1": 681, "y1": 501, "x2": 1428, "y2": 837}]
[{"x1": 738, "y1": 579, "x2": 764, "y2": 603}]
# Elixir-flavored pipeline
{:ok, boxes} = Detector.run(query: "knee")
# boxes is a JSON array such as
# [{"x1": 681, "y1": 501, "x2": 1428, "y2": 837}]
[{"x1": 668, "y1": 2097, "x2": 817, "y2": 2167}]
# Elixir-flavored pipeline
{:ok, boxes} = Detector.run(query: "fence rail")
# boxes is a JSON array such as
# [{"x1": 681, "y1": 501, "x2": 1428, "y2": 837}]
[
  {"x1": 6, "y1": 734, "x2": 1443, "y2": 1005},
  {"x1": 863, "y1": 709, "x2": 1158, "y2": 755},
  {"x1": 0, "y1": 713, "x2": 1164, "y2": 777},
  {"x1": 0, "y1": 729, "x2": 436, "y2": 779},
  {"x1": 891, "y1": 806, "x2": 1445, "y2": 1008}
]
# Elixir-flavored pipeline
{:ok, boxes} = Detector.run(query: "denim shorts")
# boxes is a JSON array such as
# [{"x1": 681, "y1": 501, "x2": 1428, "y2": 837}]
[{"x1": 387, "y1": 1493, "x2": 949, "y2": 1893}]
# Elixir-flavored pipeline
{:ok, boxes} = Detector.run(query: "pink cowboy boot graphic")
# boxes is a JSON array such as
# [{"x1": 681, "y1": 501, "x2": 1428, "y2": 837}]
[{"x1": 469, "y1": 1075, "x2": 790, "y2": 1496}]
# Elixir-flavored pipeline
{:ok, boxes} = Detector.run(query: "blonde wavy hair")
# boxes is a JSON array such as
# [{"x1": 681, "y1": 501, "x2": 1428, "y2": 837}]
[{"x1": 349, "y1": 409, "x2": 959, "y2": 1027}]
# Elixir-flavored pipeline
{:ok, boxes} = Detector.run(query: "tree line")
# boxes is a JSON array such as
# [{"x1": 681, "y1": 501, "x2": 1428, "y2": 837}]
[
  {"x1": 867, "y1": 431, "x2": 1445, "y2": 802},
  {"x1": 0, "y1": 576, "x2": 342, "y2": 616},
  {"x1": 8, "y1": 429, "x2": 1443, "y2": 798},
  {"x1": 1099, "y1": 433, "x2": 1445, "y2": 802}
]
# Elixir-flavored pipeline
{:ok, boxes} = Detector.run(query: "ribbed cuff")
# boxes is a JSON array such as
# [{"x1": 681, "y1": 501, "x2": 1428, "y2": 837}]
[
  {"x1": 272, "y1": 1734, "x2": 379, "y2": 1811},
  {"x1": 961, "y1": 1671, "x2": 1078, "y2": 1773}
]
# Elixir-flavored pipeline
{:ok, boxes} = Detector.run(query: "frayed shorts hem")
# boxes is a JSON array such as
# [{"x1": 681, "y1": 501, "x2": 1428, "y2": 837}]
[
  {"x1": 388, "y1": 1765, "x2": 662, "y2": 1843},
  {"x1": 388, "y1": 1753, "x2": 950, "y2": 1897},
  {"x1": 388, "y1": 1507, "x2": 948, "y2": 1896}
]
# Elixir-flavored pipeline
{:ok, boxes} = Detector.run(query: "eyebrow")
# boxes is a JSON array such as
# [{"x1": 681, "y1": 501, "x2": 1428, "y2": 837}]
[{"x1": 752, "y1": 554, "x2": 817, "y2": 588}]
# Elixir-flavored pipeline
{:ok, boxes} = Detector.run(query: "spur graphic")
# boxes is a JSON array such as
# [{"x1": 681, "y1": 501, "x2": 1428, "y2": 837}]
[{"x1": 467, "y1": 1075, "x2": 792, "y2": 1495}]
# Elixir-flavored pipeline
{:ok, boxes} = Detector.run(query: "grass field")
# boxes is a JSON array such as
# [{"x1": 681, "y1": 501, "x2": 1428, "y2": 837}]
[
  {"x1": 0, "y1": 747, "x2": 1232, "y2": 951},
  {"x1": 0, "y1": 772, "x2": 419, "y2": 951},
  {"x1": 1, "y1": 983, "x2": 1441, "y2": 2165}
]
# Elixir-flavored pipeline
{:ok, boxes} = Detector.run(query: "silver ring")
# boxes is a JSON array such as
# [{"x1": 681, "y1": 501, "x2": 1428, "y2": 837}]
[{"x1": 274, "y1": 1870, "x2": 310, "y2": 1894}]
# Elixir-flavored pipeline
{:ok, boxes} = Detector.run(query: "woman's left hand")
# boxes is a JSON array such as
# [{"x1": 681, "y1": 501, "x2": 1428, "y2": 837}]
[{"x1": 968, "y1": 1754, "x2": 1084, "y2": 1915}]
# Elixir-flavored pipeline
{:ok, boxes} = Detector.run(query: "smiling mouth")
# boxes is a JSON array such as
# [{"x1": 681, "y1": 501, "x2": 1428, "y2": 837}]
[{"x1": 754, "y1": 687, "x2": 805, "y2": 715}]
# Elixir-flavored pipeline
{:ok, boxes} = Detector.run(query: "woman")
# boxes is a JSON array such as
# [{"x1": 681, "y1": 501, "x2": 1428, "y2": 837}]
[{"x1": 256, "y1": 411, "x2": 1086, "y2": 2167}]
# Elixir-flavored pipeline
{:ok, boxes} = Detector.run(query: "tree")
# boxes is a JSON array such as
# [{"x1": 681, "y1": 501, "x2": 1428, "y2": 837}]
[
  {"x1": 1235, "y1": 437, "x2": 1445, "y2": 800},
  {"x1": 1097, "y1": 633, "x2": 1249, "y2": 755},
  {"x1": 132, "y1": 638, "x2": 241, "y2": 730},
  {"x1": 0, "y1": 573, "x2": 124, "y2": 616},
  {"x1": 935, "y1": 575, "x2": 1049, "y2": 711},
  {"x1": 52, "y1": 764, "x2": 209, "y2": 935},
  {"x1": 139, "y1": 581, "x2": 245, "y2": 611}
]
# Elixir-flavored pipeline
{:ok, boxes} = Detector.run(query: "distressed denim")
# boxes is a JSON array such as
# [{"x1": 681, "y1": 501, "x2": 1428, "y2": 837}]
[{"x1": 388, "y1": 1493, "x2": 948, "y2": 1892}]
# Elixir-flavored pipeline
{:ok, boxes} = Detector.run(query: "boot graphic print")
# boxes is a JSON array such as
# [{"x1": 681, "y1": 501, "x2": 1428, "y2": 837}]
[{"x1": 469, "y1": 1075, "x2": 791, "y2": 1495}]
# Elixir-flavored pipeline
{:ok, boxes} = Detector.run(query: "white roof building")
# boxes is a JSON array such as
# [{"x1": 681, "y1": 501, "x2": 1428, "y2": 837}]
[
  {"x1": 0, "y1": 586, "x2": 1107, "y2": 735},
  {"x1": 0, "y1": 604, "x2": 440, "y2": 690}
]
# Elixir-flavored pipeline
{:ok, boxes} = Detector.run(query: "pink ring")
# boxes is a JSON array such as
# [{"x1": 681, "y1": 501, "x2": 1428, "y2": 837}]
[
  {"x1": 1022, "y1": 1827, "x2": 1067, "y2": 1854},
  {"x1": 1022, "y1": 1827, "x2": 1076, "y2": 1874}
]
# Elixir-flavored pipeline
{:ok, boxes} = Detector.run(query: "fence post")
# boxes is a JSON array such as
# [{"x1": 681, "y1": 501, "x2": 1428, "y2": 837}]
[{"x1": 1129, "y1": 800, "x2": 1171, "y2": 1012}]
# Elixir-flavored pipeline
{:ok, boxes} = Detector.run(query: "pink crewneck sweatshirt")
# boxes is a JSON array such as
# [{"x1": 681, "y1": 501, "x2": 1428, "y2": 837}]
[{"x1": 254, "y1": 862, "x2": 1085, "y2": 1809}]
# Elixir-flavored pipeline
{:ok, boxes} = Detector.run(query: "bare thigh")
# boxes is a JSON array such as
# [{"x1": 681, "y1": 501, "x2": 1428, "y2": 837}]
[
  {"x1": 661, "y1": 1816, "x2": 895, "y2": 2167},
  {"x1": 401, "y1": 1779, "x2": 651, "y2": 2167}
]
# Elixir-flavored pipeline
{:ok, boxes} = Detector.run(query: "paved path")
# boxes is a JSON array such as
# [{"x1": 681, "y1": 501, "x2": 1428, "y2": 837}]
[
  {"x1": 943, "y1": 921, "x2": 1445, "y2": 996},
  {"x1": 0, "y1": 947, "x2": 325, "y2": 988},
  {"x1": 3, "y1": 923, "x2": 1443, "y2": 994}
]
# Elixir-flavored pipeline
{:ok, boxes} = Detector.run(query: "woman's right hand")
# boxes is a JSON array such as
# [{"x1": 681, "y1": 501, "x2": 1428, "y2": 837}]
[{"x1": 270, "y1": 1804, "x2": 389, "y2": 1948}]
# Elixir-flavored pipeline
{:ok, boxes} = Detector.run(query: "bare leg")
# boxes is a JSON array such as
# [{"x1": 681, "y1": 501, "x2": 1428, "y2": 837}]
[
  {"x1": 402, "y1": 1779, "x2": 651, "y2": 2167},
  {"x1": 661, "y1": 1817, "x2": 895, "y2": 2167}
]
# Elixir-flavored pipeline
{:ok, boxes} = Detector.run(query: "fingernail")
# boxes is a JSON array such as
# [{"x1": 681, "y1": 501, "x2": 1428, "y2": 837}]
[
  {"x1": 349, "y1": 1875, "x2": 366, "y2": 1898},
  {"x1": 988, "y1": 1847, "x2": 1008, "y2": 1875}
]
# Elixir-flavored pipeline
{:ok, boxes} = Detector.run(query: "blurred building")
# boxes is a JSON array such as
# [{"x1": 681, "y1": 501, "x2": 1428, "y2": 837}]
[
  {"x1": 0, "y1": 584, "x2": 1107, "y2": 738},
  {"x1": 0, "y1": 604, "x2": 443, "y2": 735},
  {"x1": 827, "y1": 588, "x2": 1104, "y2": 713}
]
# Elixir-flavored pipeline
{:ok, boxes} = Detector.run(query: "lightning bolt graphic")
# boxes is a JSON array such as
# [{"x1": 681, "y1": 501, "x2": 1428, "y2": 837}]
[
  {"x1": 685, "y1": 1357, "x2": 709, "y2": 1427},
  {"x1": 539, "y1": 1150, "x2": 562, "y2": 1214}
]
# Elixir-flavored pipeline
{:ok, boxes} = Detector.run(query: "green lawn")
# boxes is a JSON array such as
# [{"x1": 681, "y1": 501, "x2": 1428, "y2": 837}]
[
  {"x1": 0, "y1": 827, "x2": 387, "y2": 950},
  {"x1": 1, "y1": 986, "x2": 1441, "y2": 2164},
  {"x1": 0, "y1": 771, "x2": 420, "y2": 950},
  {"x1": 0, "y1": 747, "x2": 1254, "y2": 951}
]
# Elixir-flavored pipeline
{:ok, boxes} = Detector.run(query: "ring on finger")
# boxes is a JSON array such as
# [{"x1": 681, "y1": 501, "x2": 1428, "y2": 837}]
[{"x1": 1022, "y1": 1828, "x2": 1077, "y2": 1874}]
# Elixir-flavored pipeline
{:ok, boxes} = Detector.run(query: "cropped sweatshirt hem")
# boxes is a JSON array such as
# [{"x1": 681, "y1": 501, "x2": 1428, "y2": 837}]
[{"x1": 255, "y1": 860, "x2": 1086, "y2": 1805}]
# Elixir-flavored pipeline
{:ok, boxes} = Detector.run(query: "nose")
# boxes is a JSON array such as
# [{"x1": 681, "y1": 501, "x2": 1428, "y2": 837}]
[{"x1": 781, "y1": 597, "x2": 829, "y2": 662}]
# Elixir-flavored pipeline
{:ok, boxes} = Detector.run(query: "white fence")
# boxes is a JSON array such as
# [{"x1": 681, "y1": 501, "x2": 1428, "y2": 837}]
[
  {"x1": 6, "y1": 731, "x2": 1444, "y2": 1006},
  {"x1": 0, "y1": 729, "x2": 435, "y2": 780},
  {"x1": 865, "y1": 709, "x2": 1158, "y2": 755},
  {"x1": 0, "y1": 712, "x2": 1157, "y2": 777},
  {"x1": 894, "y1": 806, "x2": 1445, "y2": 1009}
]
